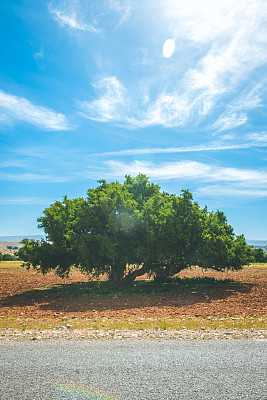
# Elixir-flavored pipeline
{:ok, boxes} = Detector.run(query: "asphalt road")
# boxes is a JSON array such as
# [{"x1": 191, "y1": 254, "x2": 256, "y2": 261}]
[{"x1": 0, "y1": 339, "x2": 266, "y2": 400}]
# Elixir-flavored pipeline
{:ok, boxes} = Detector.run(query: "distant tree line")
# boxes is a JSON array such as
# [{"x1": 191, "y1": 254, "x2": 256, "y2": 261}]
[
  {"x1": 0, "y1": 252, "x2": 18, "y2": 261},
  {"x1": 18, "y1": 174, "x2": 263, "y2": 285},
  {"x1": 251, "y1": 247, "x2": 267, "y2": 263}
]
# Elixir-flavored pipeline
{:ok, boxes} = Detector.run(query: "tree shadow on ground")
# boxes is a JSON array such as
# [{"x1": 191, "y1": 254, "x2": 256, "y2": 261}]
[{"x1": 0, "y1": 277, "x2": 254, "y2": 313}]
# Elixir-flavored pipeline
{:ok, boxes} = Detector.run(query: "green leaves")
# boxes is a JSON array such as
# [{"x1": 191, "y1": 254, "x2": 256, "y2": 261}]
[{"x1": 19, "y1": 174, "x2": 252, "y2": 284}]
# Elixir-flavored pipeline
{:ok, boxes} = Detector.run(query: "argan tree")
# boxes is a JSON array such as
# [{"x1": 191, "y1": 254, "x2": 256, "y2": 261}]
[{"x1": 18, "y1": 174, "x2": 252, "y2": 284}]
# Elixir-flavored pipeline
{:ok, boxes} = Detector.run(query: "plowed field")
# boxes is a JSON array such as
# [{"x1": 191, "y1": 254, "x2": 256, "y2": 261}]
[{"x1": 0, "y1": 261, "x2": 266, "y2": 320}]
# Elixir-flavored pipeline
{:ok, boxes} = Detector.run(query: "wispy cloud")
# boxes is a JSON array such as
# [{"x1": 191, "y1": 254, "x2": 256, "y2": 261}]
[
  {"x1": 0, "y1": 197, "x2": 55, "y2": 205},
  {"x1": 2, "y1": 145, "x2": 85, "y2": 183},
  {"x1": 48, "y1": 2, "x2": 99, "y2": 32},
  {"x1": 166, "y1": 0, "x2": 245, "y2": 43},
  {"x1": 95, "y1": 140, "x2": 267, "y2": 157},
  {"x1": 136, "y1": 94, "x2": 191, "y2": 128},
  {"x1": 0, "y1": 90, "x2": 70, "y2": 131},
  {"x1": 105, "y1": 160, "x2": 210, "y2": 180},
  {"x1": 0, "y1": 159, "x2": 30, "y2": 168},
  {"x1": 248, "y1": 132, "x2": 267, "y2": 143},
  {"x1": 0, "y1": 172, "x2": 70, "y2": 183},
  {"x1": 213, "y1": 86, "x2": 263, "y2": 131},
  {"x1": 13, "y1": 145, "x2": 78, "y2": 160},
  {"x1": 100, "y1": 160, "x2": 267, "y2": 193},
  {"x1": 180, "y1": 0, "x2": 267, "y2": 90},
  {"x1": 33, "y1": 48, "x2": 44, "y2": 60},
  {"x1": 78, "y1": 77, "x2": 127, "y2": 122},
  {"x1": 99, "y1": 159, "x2": 267, "y2": 197},
  {"x1": 79, "y1": 0, "x2": 267, "y2": 129},
  {"x1": 108, "y1": 0, "x2": 133, "y2": 30},
  {"x1": 48, "y1": 0, "x2": 133, "y2": 33},
  {"x1": 79, "y1": 77, "x2": 194, "y2": 128},
  {"x1": 196, "y1": 185, "x2": 267, "y2": 198},
  {"x1": 213, "y1": 113, "x2": 248, "y2": 132}
]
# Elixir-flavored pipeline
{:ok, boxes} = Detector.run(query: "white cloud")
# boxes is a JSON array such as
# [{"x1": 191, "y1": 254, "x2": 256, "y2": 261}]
[
  {"x1": 196, "y1": 185, "x2": 267, "y2": 198},
  {"x1": 181, "y1": 0, "x2": 267, "y2": 109},
  {"x1": 80, "y1": 77, "x2": 265, "y2": 132},
  {"x1": 166, "y1": 0, "x2": 242, "y2": 43},
  {"x1": 0, "y1": 112, "x2": 12, "y2": 125},
  {"x1": 213, "y1": 86, "x2": 263, "y2": 131},
  {"x1": 214, "y1": 113, "x2": 248, "y2": 132},
  {"x1": 79, "y1": 77, "x2": 195, "y2": 128},
  {"x1": 82, "y1": 0, "x2": 267, "y2": 128},
  {"x1": 48, "y1": 0, "x2": 133, "y2": 33},
  {"x1": 0, "y1": 159, "x2": 29, "y2": 168},
  {"x1": 240, "y1": 86, "x2": 262, "y2": 110},
  {"x1": 0, "y1": 197, "x2": 55, "y2": 205},
  {"x1": 105, "y1": 160, "x2": 208, "y2": 180},
  {"x1": 108, "y1": 0, "x2": 133, "y2": 30},
  {"x1": 188, "y1": 39, "x2": 265, "y2": 99},
  {"x1": 139, "y1": 94, "x2": 190, "y2": 128},
  {"x1": 78, "y1": 77, "x2": 127, "y2": 122},
  {"x1": 48, "y1": 2, "x2": 99, "y2": 32},
  {"x1": 0, "y1": 172, "x2": 70, "y2": 183},
  {"x1": 54, "y1": 0, "x2": 265, "y2": 132},
  {"x1": 0, "y1": 90, "x2": 70, "y2": 131},
  {"x1": 94, "y1": 140, "x2": 267, "y2": 157},
  {"x1": 248, "y1": 132, "x2": 267, "y2": 143},
  {"x1": 102, "y1": 160, "x2": 267, "y2": 190}
]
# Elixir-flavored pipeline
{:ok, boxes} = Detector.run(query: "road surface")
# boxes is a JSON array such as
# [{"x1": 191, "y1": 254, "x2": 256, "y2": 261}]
[{"x1": 0, "y1": 339, "x2": 266, "y2": 399}]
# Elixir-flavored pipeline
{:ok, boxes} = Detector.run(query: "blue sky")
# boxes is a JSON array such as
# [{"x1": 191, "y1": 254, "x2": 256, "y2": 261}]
[{"x1": 0, "y1": 0, "x2": 267, "y2": 239}]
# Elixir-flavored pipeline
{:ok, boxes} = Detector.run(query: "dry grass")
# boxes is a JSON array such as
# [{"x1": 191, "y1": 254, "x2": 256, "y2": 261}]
[{"x1": 0, "y1": 315, "x2": 265, "y2": 331}]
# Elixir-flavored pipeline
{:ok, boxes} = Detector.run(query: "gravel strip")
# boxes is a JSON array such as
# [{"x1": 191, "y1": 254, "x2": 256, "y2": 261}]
[{"x1": 0, "y1": 328, "x2": 266, "y2": 341}]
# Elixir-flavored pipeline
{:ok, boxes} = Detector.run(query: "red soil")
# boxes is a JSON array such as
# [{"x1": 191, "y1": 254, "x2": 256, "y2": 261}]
[{"x1": 0, "y1": 263, "x2": 266, "y2": 319}]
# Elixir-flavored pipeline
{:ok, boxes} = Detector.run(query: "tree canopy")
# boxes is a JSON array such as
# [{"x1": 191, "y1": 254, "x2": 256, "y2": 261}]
[{"x1": 18, "y1": 174, "x2": 253, "y2": 284}]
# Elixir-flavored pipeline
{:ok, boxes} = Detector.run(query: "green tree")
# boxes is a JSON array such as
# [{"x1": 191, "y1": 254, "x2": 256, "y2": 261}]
[
  {"x1": 18, "y1": 174, "x2": 252, "y2": 284},
  {"x1": 0, "y1": 252, "x2": 18, "y2": 261},
  {"x1": 251, "y1": 247, "x2": 267, "y2": 263}
]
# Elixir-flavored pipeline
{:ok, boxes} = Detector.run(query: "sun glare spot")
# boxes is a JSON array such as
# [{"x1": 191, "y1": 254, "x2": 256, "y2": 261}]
[{"x1": 163, "y1": 39, "x2": 175, "y2": 58}]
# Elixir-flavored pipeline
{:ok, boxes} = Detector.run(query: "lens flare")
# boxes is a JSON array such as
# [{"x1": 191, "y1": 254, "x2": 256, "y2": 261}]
[
  {"x1": 55, "y1": 384, "x2": 119, "y2": 400},
  {"x1": 163, "y1": 39, "x2": 175, "y2": 58}
]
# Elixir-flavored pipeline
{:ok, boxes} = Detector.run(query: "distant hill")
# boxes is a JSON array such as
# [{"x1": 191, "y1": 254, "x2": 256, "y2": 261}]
[
  {"x1": 247, "y1": 240, "x2": 267, "y2": 254},
  {"x1": 247, "y1": 239, "x2": 267, "y2": 247},
  {"x1": 0, "y1": 235, "x2": 44, "y2": 242},
  {"x1": 1, "y1": 236, "x2": 267, "y2": 255},
  {"x1": 1, "y1": 236, "x2": 267, "y2": 246},
  {"x1": 0, "y1": 235, "x2": 45, "y2": 256}
]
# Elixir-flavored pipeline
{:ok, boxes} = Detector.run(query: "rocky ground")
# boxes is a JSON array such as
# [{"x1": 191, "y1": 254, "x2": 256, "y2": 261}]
[
  {"x1": 0, "y1": 263, "x2": 266, "y2": 319},
  {"x1": 0, "y1": 261, "x2": 266, "y2": 340},
  {"x1": 0, "y1": 327, "x2": 266, "y2": 341}
]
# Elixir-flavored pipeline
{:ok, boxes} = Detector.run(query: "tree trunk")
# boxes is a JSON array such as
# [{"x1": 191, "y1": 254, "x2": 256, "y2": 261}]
[
  {"x1": 154, "y1": 263, "x2": 185, "y2": 281},
  {"x1": 122, "y1": 264, "x2": 147, "y2": 285},
  {"x1": 109, "y1": 263, "x2": 125, "y2": 284}
]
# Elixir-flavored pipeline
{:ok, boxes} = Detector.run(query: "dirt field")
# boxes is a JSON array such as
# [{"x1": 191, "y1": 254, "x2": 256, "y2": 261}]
[{"x1": 0, "y1": 261, "x2": 266, "y2": 321}]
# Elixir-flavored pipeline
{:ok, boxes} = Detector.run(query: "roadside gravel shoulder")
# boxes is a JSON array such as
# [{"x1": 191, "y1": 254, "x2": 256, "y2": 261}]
[{"x1": 0, "y1": 328, "x2": 266, "y2": 341}]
